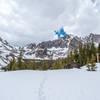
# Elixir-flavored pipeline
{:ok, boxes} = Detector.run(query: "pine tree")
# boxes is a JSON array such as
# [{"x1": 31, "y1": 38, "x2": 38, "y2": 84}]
[
  {"x1": 91, "y1": 54, "x2": 96, "y2": 71},
  {"x1": 78, "y1": 45, "x2": 84, "y2": 66},
  {"x1": 91, "y1": 42, "x2": 96, "y2": 57},
  {"x1": 50, "y1": 62, "x2": 57, "y2": 70},
  {"x1": 79, "y1": 45, "x2": 83, "y2": 53},
  {"x1": 86, "y1": 43, "x2": 91, "y2": 59},
  {"x1": 78, "y1": 44, "x2": 89, "y2": 66},
  {"x1": 74, "y1": 49, "x2": 78, "y2": 62},
  {"x1": 69, "y1": 51, "x2": 74, "y2": 62},
  {"x1": 65, "y1": 55, "x2": 70, "y2": 64},
  {"x1": 9, "y1": 59, "x2": 13, "y2": 71},
  {"x1": 83, "y1": 45, "x2": 87, "y2": 65},
  {"x1": 86, "y1": 57, "x2": 91, "y2": 71},
  {"x1": 32, "y1": 59, "x2": 36, "y2": 70},
  {"x1": 41, "y1": 60, "x2": 48, "y2": 70},
  {"x1": 78, "y1": 53, "x2": 83, "y2": 66},
  {"x1": 17, "y1": 51, "x2": 23, "y2": 69},
  {"x1": 9, "y1": 56, "x2": 16, "y2": 71},
  {"x1": 61, "y1": 59, "x2": 66, "y2": 68},
  {"x1": 51, "y1": 61, "x2": 59, "y2": 70},
  {"x1": 12, "y1": 60, "x2": 18, "y2": 70},
  {"x1": 56, "y1": 59, "x2": 64, "y2": 69}
]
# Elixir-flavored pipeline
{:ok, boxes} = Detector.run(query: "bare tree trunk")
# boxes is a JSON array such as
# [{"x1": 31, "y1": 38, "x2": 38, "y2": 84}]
[{"x1": 96, "y1": 53, "x2": 99, "y2": 63}]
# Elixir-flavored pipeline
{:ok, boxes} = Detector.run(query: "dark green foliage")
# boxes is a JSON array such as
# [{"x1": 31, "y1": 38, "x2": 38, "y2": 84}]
[
  {"x1": 9, "y1": 56, "x2": 17, "y2": 71},
  {"x1": 9, "y1": 59, "x2": 13, "y2": 71},
  {"x1": 78, "y1": 53, "x2": 83, "y2": 66},
  {"x1": 50, "y1": 61, "x2": 57, "y2": 70},
  {"x1": 87, "y1": 54, "x2": 97, "y2": 71},
  {"x1": 91, "y1": 54, "x2": 96, "y2": 71},
  {"x1": 4, "y1": 42, "x2": 98, "y2": 71},
  {"x1": 74, "y1": 49, "x2": 78, "y2": 62},
  {"x1": 90, "y1": 42, "x2": 96, "y2": 57},
  {"x1": 78, "y1": 45, "x2": 84, "y2": 66},
  {"x1": 32, "y1": 60, "x2": 36, "y2": 70},
  {"x1": 56, "y1": 59, "x2": 64, "y2": 69},
  {"x1": 69, "y1": 51, "x2": 74, "y2": 62},
  {"x1": 86, "y1": 57, "x2": 91, "y2": 71},
  {"x1": 65, "y1": 55, "x2": 70, "y2": 64},
  {"x1": 40, "y1": 60, "x2": 48, "y2": 70},
  {"x1": 51, "y1": 59, "x2": 65, "y2": 70},
  {"x1": 17, "y1": 52, "x2": 23, "y2": 69}
]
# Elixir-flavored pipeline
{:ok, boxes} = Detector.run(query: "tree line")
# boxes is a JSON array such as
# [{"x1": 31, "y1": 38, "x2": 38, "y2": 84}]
[
  {"x1": 51, "y1": 42, "x2": 100, "y2": 71},
  {"x1": 2, "y1": 42, "x2": 100, "y2": 71}
]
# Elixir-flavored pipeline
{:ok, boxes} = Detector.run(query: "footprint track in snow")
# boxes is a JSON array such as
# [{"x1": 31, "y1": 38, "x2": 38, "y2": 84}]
[{"x1": 38, "y1": 72, "x2": 47, "y2": 100}]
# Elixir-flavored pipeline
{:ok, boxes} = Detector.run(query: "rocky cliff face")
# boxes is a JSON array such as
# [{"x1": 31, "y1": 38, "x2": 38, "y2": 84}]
[
  {"x1": 23, "y1": 33, "x2": 100, "y2": 60},
  {"x1": 0, "y1": 33, "x2": 100, "y2": 67}
]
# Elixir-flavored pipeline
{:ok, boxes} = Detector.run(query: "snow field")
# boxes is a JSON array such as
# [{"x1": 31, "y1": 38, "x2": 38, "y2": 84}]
[{"x1": 0, "y1": 64, "x2": 100, "y2": 100}]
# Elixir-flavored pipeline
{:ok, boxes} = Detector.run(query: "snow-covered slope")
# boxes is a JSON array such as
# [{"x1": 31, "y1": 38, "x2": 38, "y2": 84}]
[
  {"x1": 0, "y1": 37, "x2": 18, "y2": 67},
  {"x1": 0, "y1": 33, "x2": 100, "y2": 67},
  {"x1": 0, "y1": 63, "x2": 100, "y2": 100},
  {"x1": 23, "y1": 33, "x2": 100, "y2": 60}
]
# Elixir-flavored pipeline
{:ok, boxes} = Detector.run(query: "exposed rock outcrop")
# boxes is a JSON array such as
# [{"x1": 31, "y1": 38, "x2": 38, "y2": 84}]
[{"x1": 0, "y1": 33, "x2": 100, "y2": 67}]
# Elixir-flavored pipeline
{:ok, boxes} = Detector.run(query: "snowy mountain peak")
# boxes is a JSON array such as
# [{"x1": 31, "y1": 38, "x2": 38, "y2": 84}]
[
  {"x1": 0, "y1": 33, "x2": 100, "y2": 67},
  {"x1": 23, "y1": 33, "x2": 100, "y2": 60}
]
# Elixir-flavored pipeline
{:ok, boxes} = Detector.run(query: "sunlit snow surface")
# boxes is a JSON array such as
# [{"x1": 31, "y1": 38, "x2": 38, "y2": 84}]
[{"x1": 0, "y1": 63, "x2": 100, "y2": 100}]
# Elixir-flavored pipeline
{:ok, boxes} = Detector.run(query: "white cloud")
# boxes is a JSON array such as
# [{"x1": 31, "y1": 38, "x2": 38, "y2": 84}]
[
  {"x1": 0, "y1": 0, "x2": 12, "y2": 15},
  {"x1": 0, "y1": 0, "x2": 100, "y2": 46}
]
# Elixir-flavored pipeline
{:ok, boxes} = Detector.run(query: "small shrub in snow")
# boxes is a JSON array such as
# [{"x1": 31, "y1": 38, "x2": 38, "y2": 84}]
[{"x1": 87, "y1": 64, "x2": 97, "y2": 71}]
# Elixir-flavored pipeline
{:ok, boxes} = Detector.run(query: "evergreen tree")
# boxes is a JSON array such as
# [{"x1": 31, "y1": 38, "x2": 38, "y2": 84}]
[
  {"x1": 83, "y1": 45, "x2": 87, "y2": 64},
  {"x1": 91, "y1": 54, "x2": 96, "y2": 71},
  {"x1": 4, "y1": 41, "x2": 99, "y2": 71},
  {"x1": 17, "y1": 51, "x2": 23, "y2": 69},
  {"x1": 85, "y1": 43, "x2": 91, "y2": 62},
  {"x1": 74, "y1": 49, "x2": 78, "y2": 62},
  {"x1": 41, "y1": 60, "x2": 48, "y2": 70},
  {"x1": 78, "y1": 45, "x2": 84, "y2": 65},
  {"x1": 87, "y1": 54, "x2": 96, "y2": 71},
  {"x1": 51, "y1": 59, "x2": 64, "y2": 69},
  {"x1": 61, "y1": 59, "x2": 66, "y2": 68},
  {"x1": 12, "y1": 60, "x2": 18, "y2": 70},
  {"x1": 9, "y1": 56, "x2": 16, "y2": 71},
  {"x1": 32, "y1": 60, "x2": 36, "y2": 70},
  {"x1": 9, "y1": 59, "x2": 13, "y2": 71},
  {"x1": 65, "y1": 55, "x2": 70, "y2": 64},
  {"x1": 79, "y1": 45, "x2": 83, "y2": 54},
  {"x1": 69, "y1": 51, "x2": 74, "y2": 62},
  {"x1": 78, "y1": 53, "x2": 83, "y2": 66},
  {"x1": 86, "y1": 57, "x2": 91, "y2": 71},
  {"x1": 56, "y1": 59, "x2": 64, "y2": 69},
  {"x1": 91, "y1": 42, "x2": 96, "y2": 57},
  {"x1": 50, "y1": 61, "x2": 57, "y2": 70}
]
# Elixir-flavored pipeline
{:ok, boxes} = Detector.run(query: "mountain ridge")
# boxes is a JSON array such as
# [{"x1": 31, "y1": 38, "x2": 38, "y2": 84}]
[{"x1": 0, "y1": 33, "x2": 100, "y2": 67}]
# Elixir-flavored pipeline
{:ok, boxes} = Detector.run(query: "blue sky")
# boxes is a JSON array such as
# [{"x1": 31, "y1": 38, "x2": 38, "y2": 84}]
[{"x1": 0, "y1": 0, "x2": 100, "y2": 46}]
